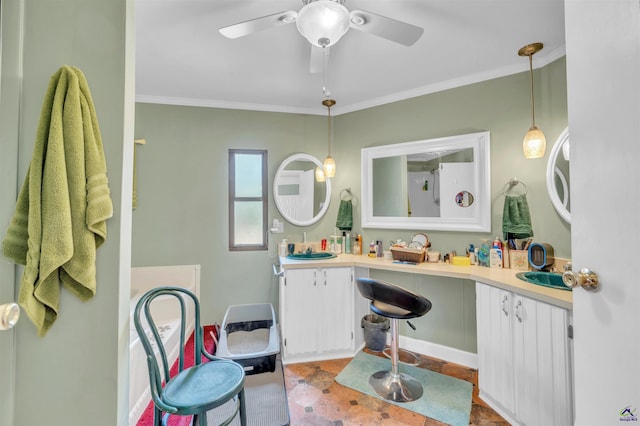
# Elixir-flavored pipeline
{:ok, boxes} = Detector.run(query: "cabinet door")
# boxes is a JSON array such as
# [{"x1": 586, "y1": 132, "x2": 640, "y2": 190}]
[
  {"x1": 281, "y1": 268, "x2": 319, "y2": 357},
  {"x1": 476, "y1": 282, "x2": 516, "y2": 417},
  {"x1": 513, "y1": 295, "x2": 572, "y2": 426},
  {"x1": 319, "y1": 267, "x2": 354, "y2": 353}
]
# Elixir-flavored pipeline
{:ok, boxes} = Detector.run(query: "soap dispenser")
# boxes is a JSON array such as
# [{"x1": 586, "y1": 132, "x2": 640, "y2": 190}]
[{"x1": 279, "y1": 239, "x2": 288, "y2": 257}]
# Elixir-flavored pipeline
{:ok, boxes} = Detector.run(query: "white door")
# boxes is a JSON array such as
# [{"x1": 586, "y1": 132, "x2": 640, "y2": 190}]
[
  {"x1": 439, "y1": 162, "x2": 476, "y2": 219},
  {"x1": 565, "y1": 2, "x2": 640, "y2": 423},
  {"x1": 0, "y1": 3, "x2": 21, "y2": 423},
  {"x1": 277, "y1": 169, "x2": 314, "y2": 222}
]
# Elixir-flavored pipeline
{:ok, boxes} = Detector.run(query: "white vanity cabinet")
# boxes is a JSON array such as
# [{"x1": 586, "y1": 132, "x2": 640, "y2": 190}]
[
  {"x1": 476, "y1": 282, "x2": 573, "y2": 426},
  {"x1": 279, "y1": 266, "x2": 355, "y2": 363}
]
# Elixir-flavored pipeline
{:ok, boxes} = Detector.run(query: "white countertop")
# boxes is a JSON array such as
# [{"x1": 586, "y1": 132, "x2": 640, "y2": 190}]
[{"x1": 279, "y1": 254, "x2": 572, "y2": 310}]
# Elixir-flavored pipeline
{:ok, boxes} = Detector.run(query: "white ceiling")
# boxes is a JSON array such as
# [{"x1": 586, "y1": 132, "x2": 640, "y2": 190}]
[{"x1": 135, "y1": 0, "x2": 566, "y2": 116}]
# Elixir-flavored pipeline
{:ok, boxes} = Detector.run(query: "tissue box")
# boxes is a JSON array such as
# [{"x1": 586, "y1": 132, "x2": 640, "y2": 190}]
[{"x1": 509, "y1": 250, "x2": 529, "y2": 271}]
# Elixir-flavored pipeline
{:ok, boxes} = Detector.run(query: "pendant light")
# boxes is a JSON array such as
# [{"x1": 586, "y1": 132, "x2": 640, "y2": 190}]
[
  {"x1": 519, "y1": 42, "x2": 546, "y2": 159},
  {"x1": 322, "y1": 99, "x2": 336, "y2": 178},
  {"x1": 315, "y1": 166, "x2": 326, "y2": 182}
]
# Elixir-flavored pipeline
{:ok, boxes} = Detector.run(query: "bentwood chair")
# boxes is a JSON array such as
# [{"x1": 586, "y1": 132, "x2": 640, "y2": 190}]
[
  {"x1": 356, "y1": 277, "x2": 432, "y2": 403},
  {"x1": 134, "y1": 286, "x2": 246, "y2": 426}
]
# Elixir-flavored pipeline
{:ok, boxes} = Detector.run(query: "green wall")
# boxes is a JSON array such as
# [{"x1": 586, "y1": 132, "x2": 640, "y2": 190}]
[{"x1": 133, "y1": 57, "x2": 570, "y2": 331}]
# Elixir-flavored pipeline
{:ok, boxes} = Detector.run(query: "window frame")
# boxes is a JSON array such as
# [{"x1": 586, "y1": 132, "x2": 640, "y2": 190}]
[{"x1": 228, "y1": 149, "x2": 268, "y2": 251}]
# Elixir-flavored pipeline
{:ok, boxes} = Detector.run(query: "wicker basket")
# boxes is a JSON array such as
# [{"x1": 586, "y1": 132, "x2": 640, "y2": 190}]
[{"x1": 390, "y1": 246, "x2": 426, "y2": 263}]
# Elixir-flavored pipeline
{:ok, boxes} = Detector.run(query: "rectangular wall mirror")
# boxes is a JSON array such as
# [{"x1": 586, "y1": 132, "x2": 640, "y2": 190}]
[{"x1": 361, "y1": 131, "x2": 491, "y2": 232}]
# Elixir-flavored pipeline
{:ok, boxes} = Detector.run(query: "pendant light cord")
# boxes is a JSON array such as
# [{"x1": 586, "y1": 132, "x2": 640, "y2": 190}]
[
  {"x1": 529, "y1": 54, "x2": 536, "y2": 128},
  {"x1": 327, "y1": 102, "x2": 332, "y2": 156}
]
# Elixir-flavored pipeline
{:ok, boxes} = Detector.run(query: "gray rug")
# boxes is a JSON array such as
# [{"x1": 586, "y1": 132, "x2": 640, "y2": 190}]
[
  {"x1": 207, "y1": 358, "x2": 289, "y2": 426},
  {"x1": 335, "y1": 351, "x2": 472, "y2": 426}
]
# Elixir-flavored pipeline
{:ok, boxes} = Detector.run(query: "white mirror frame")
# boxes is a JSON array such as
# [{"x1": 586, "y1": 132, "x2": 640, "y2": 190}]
[
  {"x1": 361, "y1": 131, "x2": 491, "y2": 232},
  {"x1": 273, "y1": 153, "x2": 332, "y2": 227},
  {"x1": 546, "y1": 127, "x2": 571, "y2": 223}
]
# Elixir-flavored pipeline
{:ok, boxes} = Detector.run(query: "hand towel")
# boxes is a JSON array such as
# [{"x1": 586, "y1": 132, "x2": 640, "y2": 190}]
[
  {"x1": 336, "y1": 199, "x2": 353, "y2": 231},
  {"x1": 502, "y1": 194, "x2": 533, "y2": 240},
  {"x1": 1, "y1": 65, "x2": 113, "y2": 336}
]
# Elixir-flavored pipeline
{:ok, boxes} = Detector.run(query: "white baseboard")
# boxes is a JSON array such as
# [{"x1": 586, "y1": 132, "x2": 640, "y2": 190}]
[{"x1": 400, "y1": 335, "x2": 478, "y2": 369}]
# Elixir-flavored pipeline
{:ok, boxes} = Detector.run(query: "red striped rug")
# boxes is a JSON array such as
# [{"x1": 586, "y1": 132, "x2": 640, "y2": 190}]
[{"x1": 136, "y1": 324, "x2": 218, "y2": 426}]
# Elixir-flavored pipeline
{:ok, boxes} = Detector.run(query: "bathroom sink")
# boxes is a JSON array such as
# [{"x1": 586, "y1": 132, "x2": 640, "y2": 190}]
[
  {"x1": 516, "y1": 271, "x2": 571, "y2": 291},
  {"x1": 287, "y1": 252, "x2": 337, "y2": 260}
]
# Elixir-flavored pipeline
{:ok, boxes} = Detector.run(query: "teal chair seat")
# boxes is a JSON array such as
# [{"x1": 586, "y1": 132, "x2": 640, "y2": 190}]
[
  {"x1": 163, "y1": 361, "x2": 244, "y2": 413},
  {"x1": 134, "y1": 286, "x2": 246, "y2": 426}
]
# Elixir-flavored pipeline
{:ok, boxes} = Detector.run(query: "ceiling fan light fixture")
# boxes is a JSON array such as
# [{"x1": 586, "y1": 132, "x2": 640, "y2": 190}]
[{"x1": 296, "y1": 0, "x2": 351, "y2": 47}]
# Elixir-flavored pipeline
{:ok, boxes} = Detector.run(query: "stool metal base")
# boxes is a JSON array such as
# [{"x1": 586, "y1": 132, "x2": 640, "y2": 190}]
[{"x1": 369, "y1": 370, "x2": 424, "y2": 403}]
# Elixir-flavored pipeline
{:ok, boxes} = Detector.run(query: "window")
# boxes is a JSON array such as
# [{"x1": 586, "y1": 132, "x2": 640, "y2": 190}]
[{"x1": 229, "y1": 149, "x2": 268, "y2": 251}]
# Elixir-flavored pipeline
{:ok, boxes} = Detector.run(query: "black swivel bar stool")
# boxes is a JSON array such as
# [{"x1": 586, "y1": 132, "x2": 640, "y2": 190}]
[{"x1": 356, "y1": 277, "x2": 432, "y2": 403}]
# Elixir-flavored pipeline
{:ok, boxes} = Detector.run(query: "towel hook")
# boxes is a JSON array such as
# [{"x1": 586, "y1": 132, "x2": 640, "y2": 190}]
[
  {"x1": 502, "y1": 178, "x2": 528, "y2": 196},
  {"x1": 340, "y1": 188, "x2": 353, "y2": 201}
]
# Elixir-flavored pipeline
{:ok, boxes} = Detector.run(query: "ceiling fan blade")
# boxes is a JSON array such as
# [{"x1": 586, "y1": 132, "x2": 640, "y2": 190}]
[
  {"x1": 310, "y1": 45, "x2": 329, "y2": 74},
  {"x1": 219, "y1": 11, "x2": 297, "y2": 39},
  {"x1": 349, "y1": 9, "x2": 424, "y2": 46}
]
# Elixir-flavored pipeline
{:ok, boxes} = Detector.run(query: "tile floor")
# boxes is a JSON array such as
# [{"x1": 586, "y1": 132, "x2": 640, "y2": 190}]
[{"x1": 283, "y1": 349, "x2": 508, "y2": 425}]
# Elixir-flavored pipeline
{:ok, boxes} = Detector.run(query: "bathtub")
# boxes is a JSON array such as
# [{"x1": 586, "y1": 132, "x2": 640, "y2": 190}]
[{"x1": 129, "y1": 265, "x2": 201, "y2": 425}]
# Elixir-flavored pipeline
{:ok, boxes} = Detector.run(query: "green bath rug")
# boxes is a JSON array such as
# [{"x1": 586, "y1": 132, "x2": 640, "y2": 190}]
[{"x1": 335, "y1": 351, "x2": 472, "y2": 426}]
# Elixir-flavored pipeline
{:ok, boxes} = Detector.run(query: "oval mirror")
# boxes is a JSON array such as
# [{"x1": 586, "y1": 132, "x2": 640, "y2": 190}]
[
  {"x1": 546, "y1": 127, "x2": 571, "y2": 223},
  {"x1": 274, "y1": 153, "x2": 332, "y2": 226},
  {"x1": 455, "y1": 191, "x2": 474, "y2": 207}
]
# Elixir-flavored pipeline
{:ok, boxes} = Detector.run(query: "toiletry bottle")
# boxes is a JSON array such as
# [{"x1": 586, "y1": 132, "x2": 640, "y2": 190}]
[
  {"x1": 376, "y1": 240, "x2": 383, "y2": 257},
  {"x1": 468, "y1": 244, "x2": 476, "y2": 265},
  {"x1": 351, "y1": 234, "x2": 357, "y2": 255},
  {"x1": 493, "y1": 237, "x2": 504, "y2": 267},
  {"x1": 336, "y1": 234, "x2": 343, "y2": 254},
  {"x1": 341, "y1": 232, "x2": 346, "y2": 254},
  {"x1": 352, "y1": 234, "x2": 361, "y2": 255},
  {"x1": 369, "y1": 240, "x2": 376, "y2": 257},
  {"x1": 479, "y1": 240, "x2": 490, "y2": 267},
  {"x1": 280, "y1": 239, "x2": 288, "y2": 257},
  {"x1": 490, "y1": 247, "x2": 503, "y2": 268},
  {"x1": 345, "y1": 232, "x2": 351, "y2": 254}
]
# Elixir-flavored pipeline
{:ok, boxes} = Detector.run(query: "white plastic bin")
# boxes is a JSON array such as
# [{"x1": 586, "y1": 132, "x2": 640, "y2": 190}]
[{"x1": 216, "y1": 303, "x2": 280, "y2": 375}]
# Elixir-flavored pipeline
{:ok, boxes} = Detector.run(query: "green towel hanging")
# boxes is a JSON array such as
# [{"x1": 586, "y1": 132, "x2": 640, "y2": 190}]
[
  {"x1": 502, "y1": 194, "x2": 533, "y2": 240},
  {"x1": 336, "y1": 199, "x2": 353, "y2": 231},
  {"x1": 1, "y1": 66, "x2": 113, "y2": 336}
]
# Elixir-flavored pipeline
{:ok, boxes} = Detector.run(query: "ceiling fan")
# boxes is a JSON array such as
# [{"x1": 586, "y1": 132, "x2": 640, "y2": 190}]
[{"x1": 219, "y1": 0, "x2": 424, "y2": 72}]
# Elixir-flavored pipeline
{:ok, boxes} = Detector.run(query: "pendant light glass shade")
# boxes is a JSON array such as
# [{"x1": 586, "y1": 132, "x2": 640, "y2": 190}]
[
  {"x1": 296, "y1": 0, "x2": 351, "y2": 47},
  {"x1": 523, "y1": 126, "x2": 546, "y2": 159},
  {"x1": 323, "y1": 155, "x2": 336, "y2": 178},
  {"x1": 315, "y1": 166, "x2": 326, "y2": 182},
  {"x1": 322, "y1": 98, "x2": 336, "y2": 178},
  {"x1": 519, "y1": 42, "x2": 546, "y2": 159}
]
